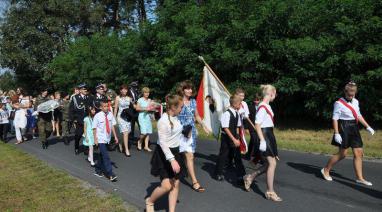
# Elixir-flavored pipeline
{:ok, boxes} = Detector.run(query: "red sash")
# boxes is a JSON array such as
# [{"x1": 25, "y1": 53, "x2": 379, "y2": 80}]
[
  {"x1": 257, "y1": 105, "x2": 274, "y2": 124},
  {"x1": 338, "y1": 98, "x2": 358, "y2": 123}
]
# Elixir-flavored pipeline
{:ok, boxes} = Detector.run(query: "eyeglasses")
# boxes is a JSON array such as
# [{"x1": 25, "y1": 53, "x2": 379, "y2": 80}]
[{"x1": 347, "y1": 81, "x2": 356, "y2": 86}]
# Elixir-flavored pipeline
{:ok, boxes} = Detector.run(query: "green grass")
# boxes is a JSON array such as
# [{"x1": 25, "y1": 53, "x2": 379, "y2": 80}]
[{"x1": 0, "y1": 142, "x2": 137, "y2": 212}]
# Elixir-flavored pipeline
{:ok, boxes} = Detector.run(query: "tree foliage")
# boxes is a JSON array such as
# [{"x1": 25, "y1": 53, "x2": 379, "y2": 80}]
[{"x1": 1, "y1": 0, "x2": 382, "y2": 122}]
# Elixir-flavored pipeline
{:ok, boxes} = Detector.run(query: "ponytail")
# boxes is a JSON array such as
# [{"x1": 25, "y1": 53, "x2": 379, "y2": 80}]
[{"x1": 165, "y1": 93, "x2": 182, "y2": 130}]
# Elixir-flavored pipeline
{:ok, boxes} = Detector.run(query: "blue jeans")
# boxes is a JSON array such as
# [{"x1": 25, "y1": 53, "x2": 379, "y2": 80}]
[{"x1": 96, "y1": 143, "x2": 114, "y2": 177}]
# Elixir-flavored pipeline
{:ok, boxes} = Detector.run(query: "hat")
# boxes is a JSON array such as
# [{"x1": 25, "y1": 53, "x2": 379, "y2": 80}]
[
  {"x1": 78, "y1": 83, "x2": 87, "y2": 89},
  {"x1": 129, "y1": 81, "x2": 139, "y2": 87},
  {"x1": 95, "y1": 83, "x2": 104, "y2": 90}
]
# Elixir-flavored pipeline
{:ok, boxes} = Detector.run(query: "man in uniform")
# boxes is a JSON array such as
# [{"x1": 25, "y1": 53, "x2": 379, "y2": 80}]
[
  {"x1": 69, "y1": 83, "x2": 91, "y2": 155},
  {"x1": 35, "y1": 88, "x2": 53, "y2": 149},
  {"x1": 92, "y1": 83, "x2": 107, "y2": 112},
  {"x1": 60, "y1": 92, "x2": 71, "y2": 145}
]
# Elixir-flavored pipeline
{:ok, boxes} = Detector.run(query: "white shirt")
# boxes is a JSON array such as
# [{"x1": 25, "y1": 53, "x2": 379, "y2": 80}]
[
  {"x1": 221, "y1": 107, "x2": 242, "y2": 128},
  {"x1": 255, "y1": 102, "x2": 274, "y2": 128},
  {"x1": 332, "y1": 97, "x2": 362, "y2": 120},
  {"x1": 0, "y1": 109, "x2": 9, "y2": 124},
  {"x1": 157, "y1": 114, "x2": 183, "y2": 161},
  {"x1": 92, "y1": 111, "x2": 116, "y2": 143},
  {"x1": 238, "y1": 101, "x2": 250, "y2": 119}
]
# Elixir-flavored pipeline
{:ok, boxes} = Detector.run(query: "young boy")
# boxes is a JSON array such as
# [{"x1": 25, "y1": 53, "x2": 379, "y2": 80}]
[
  {"x1": 214, "y1": 95, "x2": 246, "y2": 184},
  {"x1": 0, "y1": 101, "x2": 9, "y2": 142},
  {"x1": 93, "y1": 100, "x2": 119, "y2": 181}
]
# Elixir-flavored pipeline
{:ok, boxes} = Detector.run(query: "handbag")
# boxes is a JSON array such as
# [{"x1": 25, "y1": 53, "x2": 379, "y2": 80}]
[
  {"x1": 182, "y1": 125, "x2": 193, "y2": 138},
  {"x1": 9, "y1": 110, "x2": 15, "y2": 120}
]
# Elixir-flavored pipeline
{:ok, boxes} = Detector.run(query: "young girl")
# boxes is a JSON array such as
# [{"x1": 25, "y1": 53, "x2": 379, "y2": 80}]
[
  {"x1": 53, "y1": 91, "x2": 62, "y2": 137},
  {"x1": 26, "y1": 100, "x2": 37, "y2": 139},
  {"x1": 146, "y1": 94, "x2": 185, "y2": 212},
  {"x1": 83, "y1": 106, "x2": 96, "y2": 166},
  {"x1": 243, "y1": 84, "x2": 282, "y2": 202},
  {"x1": 321, "y1": 81, "x2": 375, "y2": 186},
  {"x1": 0, "y1": 101, "x2": 9, "y2": 142}
]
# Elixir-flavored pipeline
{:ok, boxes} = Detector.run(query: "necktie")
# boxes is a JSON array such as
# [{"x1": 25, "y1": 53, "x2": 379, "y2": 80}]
[{"x1": 105, "y1": 113, "x2": 110, "y2": 135}]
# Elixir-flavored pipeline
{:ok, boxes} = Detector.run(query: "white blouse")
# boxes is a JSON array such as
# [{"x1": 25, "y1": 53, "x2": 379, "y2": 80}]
[
  {"x1": 157, "y1": 114, "x2": 183, "y2": 161},
  {"x1": 238, "y1": 101, "x2": 250, "y2": 119},
  {"x1": 255, "y1": 102, "x2": 274, "y2": 128},
  {"x1": 221, "y1": 107, "x2": 242, "y2": 128},
  {"x1": 332, "y1": 97, "x2": 362, "y2": 121}
]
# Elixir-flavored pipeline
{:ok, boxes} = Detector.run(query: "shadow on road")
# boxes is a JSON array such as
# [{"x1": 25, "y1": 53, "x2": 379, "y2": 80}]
[
  {"x1": 287, "y1": 162, "x2": 382, "y2": 199},
  {"x1": 145, "y1": 182, "x2": 169, "y2": 212}
]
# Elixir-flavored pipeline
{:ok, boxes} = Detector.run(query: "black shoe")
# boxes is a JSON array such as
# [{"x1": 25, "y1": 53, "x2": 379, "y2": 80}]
[
  {"x1": 75, "y1": 149, "x2": 79, "y2": 155},
  {"x1": 42, "y1": 143, "x2": 47, "y2": 149},
  {"x1": 110, "y1": 175, "x2": 118, "y2": 182},
  {"x1": 237, "y1": 178, "x2": 245, "y2": 186},
  {"x1": 214, "y1": 174, "x2": 224, "y2": 181}
]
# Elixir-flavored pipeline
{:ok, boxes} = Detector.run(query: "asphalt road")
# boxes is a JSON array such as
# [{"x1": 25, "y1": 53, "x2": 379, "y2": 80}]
[{"x1": 11, "y1": 132, "x2": 382, "y2": 212}]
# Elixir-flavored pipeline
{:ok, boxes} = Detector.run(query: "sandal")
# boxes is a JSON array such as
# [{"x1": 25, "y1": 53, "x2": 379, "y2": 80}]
[
  {"x1": 145, "y1": 198, "x2": 154, "y2": 212},
  {"x1": 265, "y1": 191, "x2": 283, "y2": 202},
  {"x1": 243, "y1": 175, "x2": 253, "y2": 192},
  {"x1": 192, "y1": 182, "x2": 206, "y2": 193}
]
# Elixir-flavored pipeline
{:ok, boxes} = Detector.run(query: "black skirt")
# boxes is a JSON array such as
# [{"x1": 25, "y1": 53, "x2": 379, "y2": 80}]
[
  {"x1": 150, "y1": 144, "x2": 185, "y2": 180},
  {"x1": 331, "y1": 120, "x2": 363, "y2": 149},
  {"x1": 262, "y1": 127, "x2": 278, "y2": 157}
]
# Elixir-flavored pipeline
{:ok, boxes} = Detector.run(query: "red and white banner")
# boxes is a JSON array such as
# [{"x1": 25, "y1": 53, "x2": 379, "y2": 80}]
[{"x1": 196, "y1": 66, "x2": 230, "y2": 139}]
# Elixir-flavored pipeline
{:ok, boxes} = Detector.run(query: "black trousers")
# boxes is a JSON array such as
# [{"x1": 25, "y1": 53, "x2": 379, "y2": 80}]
[
  {"x1": 0, "y1": 124, "x2": 9, "y2": 142},
  {"x1": 215, "y1": 135, "x2": 246, "y2": 178},
  {"x1": 74, "y1": 122, "x2": 84, "y2": 151}
]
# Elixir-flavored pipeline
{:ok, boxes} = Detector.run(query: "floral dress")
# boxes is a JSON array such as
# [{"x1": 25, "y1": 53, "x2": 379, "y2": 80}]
[
  {"x1": 117, "y1": 96, "x2": 132, "y2": 133},
  {"x1": 179, "y1": 99, "x2": 198, "y2": 153}
]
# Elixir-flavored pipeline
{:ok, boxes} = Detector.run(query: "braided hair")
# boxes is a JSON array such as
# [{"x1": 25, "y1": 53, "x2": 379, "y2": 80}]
[{"x1": 165, "y1": 94, "x2": 182, "y2": 130}]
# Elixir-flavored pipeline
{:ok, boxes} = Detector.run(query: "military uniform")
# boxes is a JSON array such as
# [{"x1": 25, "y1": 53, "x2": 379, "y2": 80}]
[
  {"x1": 92, "y1": 93, "x2": 107, "y2": 113},
  {"x1": 70, "y1": 92, "x2": 91, "y2": 154},
  {"x1": 61, "y1": 99, "x2": 71, "y2": 144},
  {"x1": 35, "y1": 95, "x2": 53, "y2": 149}
]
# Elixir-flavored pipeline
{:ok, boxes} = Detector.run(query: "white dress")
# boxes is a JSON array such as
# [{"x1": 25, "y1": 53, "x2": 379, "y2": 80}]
[
  {"x1": 117, "y1": 96, "x2": 132, "y2": 133},
  {"x1": 14, "y1": 98, "x2": 29, "y2": 129}
]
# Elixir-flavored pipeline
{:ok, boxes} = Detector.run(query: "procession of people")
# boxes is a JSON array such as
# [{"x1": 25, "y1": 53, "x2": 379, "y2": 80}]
[{"x1": 0, "y1": 79, "x2": 377, "y2": 212}]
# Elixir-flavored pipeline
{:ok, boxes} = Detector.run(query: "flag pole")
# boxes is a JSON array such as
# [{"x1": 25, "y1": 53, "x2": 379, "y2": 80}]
[{"x1": 198, "y1": 55, "x2": 280, "y2": 160}]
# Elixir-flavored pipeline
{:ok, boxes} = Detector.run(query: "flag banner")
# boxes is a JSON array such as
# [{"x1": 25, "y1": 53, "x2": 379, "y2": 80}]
[
  {"x1": 239, "y1": 127, "x2": 248, "y2": 154},
  {"x1": 196, "y1": 66, "x2": 230, "y2": 139}
]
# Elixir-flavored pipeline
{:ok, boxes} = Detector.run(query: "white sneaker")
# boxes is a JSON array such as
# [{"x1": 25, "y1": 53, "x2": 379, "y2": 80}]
[
  {"x1": 321, "y1": 168, "x2": 333, "y2": 181},
  {"x1": 356, "y1": 179, "x2": 372, "y2": 186},
  {"x1": 90, "y1": 162, "x2": 95, "y2": 166}
]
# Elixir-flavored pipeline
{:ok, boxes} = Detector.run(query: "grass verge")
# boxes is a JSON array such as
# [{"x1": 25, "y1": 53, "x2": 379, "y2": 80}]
[{"x1": 0, "y1": 142, "x2": 137, "y2": 211}]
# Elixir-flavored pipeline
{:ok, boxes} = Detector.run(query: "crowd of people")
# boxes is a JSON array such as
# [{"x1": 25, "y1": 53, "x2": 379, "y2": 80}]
[{"x1": 0, "y1": 80, "x2": 376, "y2": 212}]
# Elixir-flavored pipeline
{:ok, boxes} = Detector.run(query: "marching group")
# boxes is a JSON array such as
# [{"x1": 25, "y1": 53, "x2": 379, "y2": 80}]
[{"x1": 0, "y1": 80, "x2": 376, "y2": 212}]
